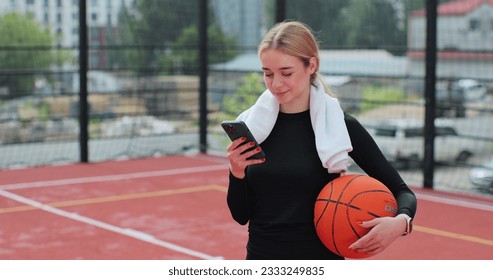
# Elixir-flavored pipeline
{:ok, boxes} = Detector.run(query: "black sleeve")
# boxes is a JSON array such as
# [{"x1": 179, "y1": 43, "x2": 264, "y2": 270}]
[
  {"x1": 226, "y1": 172, "x2": 250, "y2": 225},
  {"x1": 345, "y1": 113, "x2": 417, "y2": 218}
]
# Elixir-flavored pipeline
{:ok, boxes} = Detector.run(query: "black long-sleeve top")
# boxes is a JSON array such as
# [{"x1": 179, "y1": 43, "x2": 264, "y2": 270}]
[{"x1": 227, "y1": 110, "x2": 417, "y2": 260}]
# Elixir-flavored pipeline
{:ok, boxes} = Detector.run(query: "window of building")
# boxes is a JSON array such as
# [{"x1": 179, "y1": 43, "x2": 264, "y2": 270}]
[
  {"x1": 90, "y1": 27, "x2": 99, "y2": 41},
  {"x1": 90, "y1": 52, "x2": 100, "y2": 68},
  {"x1": 470, "y1": 19, "x2": 479, "y2": 31}
]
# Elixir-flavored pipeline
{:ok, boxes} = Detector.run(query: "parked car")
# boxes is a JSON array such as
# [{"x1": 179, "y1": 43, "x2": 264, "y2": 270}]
[
  {"x1": 436, "y1": 82, "x2": 466, "y2": 118},
  {"x1": 366, "y1": 119, "x2": 477, "y2": 169},
  {"x1": 469, "y1": 157, "x2": 493, "y2": 189},
  {"x1": 435, "y1": 79, "x2": 488, "y2": 118},
  {"x1": 456, "y1": 79, "x2": 487, "y2": 101}
]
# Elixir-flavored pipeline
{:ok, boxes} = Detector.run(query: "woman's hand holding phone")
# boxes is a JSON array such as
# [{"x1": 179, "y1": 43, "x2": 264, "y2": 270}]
[
  {"x1": 226, "y1": 136, "x2": 266, "y2": 179},
  {"x1": 222, "y1": 121, "x2": 266, "y2": 179}
]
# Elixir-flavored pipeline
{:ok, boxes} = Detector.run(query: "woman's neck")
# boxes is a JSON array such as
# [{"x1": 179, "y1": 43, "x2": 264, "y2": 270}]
[{"x1": 279, "y1": 94, "x2": 310, "y2": 113}]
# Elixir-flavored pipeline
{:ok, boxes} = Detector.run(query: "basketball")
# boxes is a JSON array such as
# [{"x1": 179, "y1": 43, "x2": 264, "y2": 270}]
[{"x1": 314, "y1": 174, "x2": 398, "y2": 259}]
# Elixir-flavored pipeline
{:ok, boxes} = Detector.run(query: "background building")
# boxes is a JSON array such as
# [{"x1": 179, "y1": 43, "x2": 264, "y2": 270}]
[
  {"x1": 0, "y1": 0, "x2": 134, "y2": 48},
  {"x1": 408, "y1": 0, "x2": 493, "y2": 81},
  {"x1": 211, "y1": 0, "x2": 266, "y2": 49}
]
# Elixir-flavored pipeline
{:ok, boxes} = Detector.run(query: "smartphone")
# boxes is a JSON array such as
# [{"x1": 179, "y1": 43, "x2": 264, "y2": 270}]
[{"x1": 221, "y1": 120, "x2": 266, "y2": 160}]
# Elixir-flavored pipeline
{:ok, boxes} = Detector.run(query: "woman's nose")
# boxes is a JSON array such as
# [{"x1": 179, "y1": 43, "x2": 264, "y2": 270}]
[{"x1": 272, "y1": 75, "x2": 283, "y2": 89}]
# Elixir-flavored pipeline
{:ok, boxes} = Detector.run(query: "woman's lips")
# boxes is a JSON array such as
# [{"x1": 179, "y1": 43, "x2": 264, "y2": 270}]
[{"x1": 273, "y1": 90, "x2": 287, "y2": 97}]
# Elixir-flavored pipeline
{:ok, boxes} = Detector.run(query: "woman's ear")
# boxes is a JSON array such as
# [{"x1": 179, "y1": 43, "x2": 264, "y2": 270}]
[{"x1": 309, "y1": 57, "x2": 318, "y2": 74}]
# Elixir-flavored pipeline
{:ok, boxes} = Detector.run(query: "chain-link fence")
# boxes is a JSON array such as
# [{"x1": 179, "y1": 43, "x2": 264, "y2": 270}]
[{"x1": 0, "y1": 0, "x2": 492, "y2": 197}]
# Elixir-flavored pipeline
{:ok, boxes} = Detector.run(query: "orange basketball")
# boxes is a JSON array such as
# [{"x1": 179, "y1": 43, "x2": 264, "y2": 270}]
[{"x1": 314, "y1": 174, "x2": 398, "y2": 259}]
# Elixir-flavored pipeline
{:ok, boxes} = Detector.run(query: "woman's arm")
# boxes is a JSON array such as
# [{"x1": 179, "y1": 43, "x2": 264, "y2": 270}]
[
  {"x1": 345, "y1": 113, "x2": 417, "y2": 218},
  {"x1": 227, "y1": 172, "x2": 251, "y2": 225},
  {"x1": 226, "y1": 136, "x2": 264, "y2": 225},
  {"x1": 344, "y1": 113, "x2": 418, "y2": 255}
]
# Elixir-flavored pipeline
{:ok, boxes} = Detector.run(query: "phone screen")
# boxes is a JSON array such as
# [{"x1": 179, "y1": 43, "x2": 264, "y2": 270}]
[{"x1": 221, "y1": 121, "x2": 266, "y2": 160}]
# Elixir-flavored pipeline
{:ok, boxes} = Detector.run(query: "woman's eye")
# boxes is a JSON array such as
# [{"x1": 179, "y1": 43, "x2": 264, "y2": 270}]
[
  {"x1": 282, "y1": 73, "x2": 292, "y2": 77},
  {"x1": 264, "y1": 73, "x2": 273, "y2": 77}
]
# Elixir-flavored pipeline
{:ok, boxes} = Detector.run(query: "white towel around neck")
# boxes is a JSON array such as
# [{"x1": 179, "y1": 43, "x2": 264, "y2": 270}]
[{"x1": 236, "y1": 79, "x2": 353, "y2": 173}]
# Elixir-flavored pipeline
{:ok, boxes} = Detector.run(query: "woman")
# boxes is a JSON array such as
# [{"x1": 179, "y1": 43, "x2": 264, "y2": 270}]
[{"x1": 226, "y1": 21, "x2": 417, "y2": 260}]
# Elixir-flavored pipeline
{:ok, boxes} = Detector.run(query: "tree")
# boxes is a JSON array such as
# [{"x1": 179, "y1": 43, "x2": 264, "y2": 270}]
[
  {"x1": 0, "y1": 13, "x2": 56, "y2": 98},
  {"x1": 114, "y1": 0, "x2": 226, "y2": 74},
  {"x1": 222, "y1": 72, "x2": 264, "y2": 119},
  {"x1": 109, "y1": 5, "x2": 142, "y2": 71},
  {"x1": 112, "y1": 0, "x2": 239, "y2": 75},
  {"x1": 341, "y1": 0, "x2": 405, "y2": 53},
  {"x1": 284, "y1": 0, "x2": 350, "y2": 48},
  {"x1": 159, "y1": 24, "x2": 238, "y2": 75},
  {"x1": 277, "y1": 0, "x2": 456, "y2": 53}
]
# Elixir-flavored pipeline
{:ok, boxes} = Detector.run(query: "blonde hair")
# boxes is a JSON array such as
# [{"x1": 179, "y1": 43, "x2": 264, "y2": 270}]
[{"x1": 258, "y1": 21, "x2": 333, "y2": 96}]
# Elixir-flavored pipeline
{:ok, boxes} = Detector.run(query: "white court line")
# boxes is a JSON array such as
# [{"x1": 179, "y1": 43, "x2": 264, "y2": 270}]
[
  {"x1": 0, "y1": 164, "x2": 228, "y2": 191},
  {"x1": 0, "y1": 189, "x2": 223, "y2": 260},
  {"x1": 415, "y1": 191, "x2": 493, "y2": 212},
  {"x1": 1, "y1": 162, "x2": 492, "y2": 213}
]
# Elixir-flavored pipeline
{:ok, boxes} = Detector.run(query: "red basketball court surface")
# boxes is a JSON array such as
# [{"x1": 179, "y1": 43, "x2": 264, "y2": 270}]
[{"x1": 0, "y1": 154, "x2": 492, "y2": 260}]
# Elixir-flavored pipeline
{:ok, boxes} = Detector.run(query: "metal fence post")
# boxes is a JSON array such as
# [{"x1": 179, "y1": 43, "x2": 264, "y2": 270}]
[
  {"x1": 199, "y1": 0, "x2": 208, "y2": 153},
  {"x1": 79, "y1": 0, "x2": 89, "y2": 163},
  {"x1": 423, "y1": 0, "x2": 438, "y2": 189},
  {"x1": 276, "y1": 0, "x2": 286, "y2": 23}
]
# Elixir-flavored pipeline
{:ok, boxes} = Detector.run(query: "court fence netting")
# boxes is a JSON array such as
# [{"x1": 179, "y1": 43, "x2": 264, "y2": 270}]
[{"x1": 0, "y1": 0, "x2": 492, "y2": 198}]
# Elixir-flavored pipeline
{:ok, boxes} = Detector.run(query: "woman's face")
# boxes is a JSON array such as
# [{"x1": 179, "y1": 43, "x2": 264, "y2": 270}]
[{"x1": 260, "y1": 48, "x2": 317, "y2": 113}]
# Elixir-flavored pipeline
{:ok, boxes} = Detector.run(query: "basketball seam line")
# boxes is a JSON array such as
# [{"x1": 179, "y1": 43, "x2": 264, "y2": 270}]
[{"x1": 316, "y1": 198, "x2": 382, "y2": 218}]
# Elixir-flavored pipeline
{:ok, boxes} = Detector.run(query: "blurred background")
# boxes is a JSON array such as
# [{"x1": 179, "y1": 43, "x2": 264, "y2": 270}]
[{"x1": 0, "y1": 0, "x2": 492, "y2": 197}]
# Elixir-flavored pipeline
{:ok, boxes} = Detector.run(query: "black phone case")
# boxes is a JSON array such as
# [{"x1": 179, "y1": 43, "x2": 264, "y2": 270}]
[{"x1": 221, "y1": 120, "x2": 266, "y2": 160}]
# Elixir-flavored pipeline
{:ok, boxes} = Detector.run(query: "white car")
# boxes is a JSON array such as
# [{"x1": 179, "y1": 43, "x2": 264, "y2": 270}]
[
  {"x1": 367, "y1": 119, "x2": 477, "y2": 169},
  {"x1": 456, "y1": 79, "x2": 487, "y2": 101},
  {"x1": 469, "y1": 157, "x2": 493, "y2": 189}
]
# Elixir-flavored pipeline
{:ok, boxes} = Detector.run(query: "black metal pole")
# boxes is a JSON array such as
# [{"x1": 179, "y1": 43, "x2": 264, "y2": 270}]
[
  {"x1": 199, "y1": 0, "x2": 208, "y2": 153},
  {"x1": 276, "y1": 0, "x2": 286, "y2": 22},
  {"x1": 79, "y1": 0, "x2": 89, "y2": 163},
  {"x1": 423, "y1": 0, "x2": 438, "y2": 189}
]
